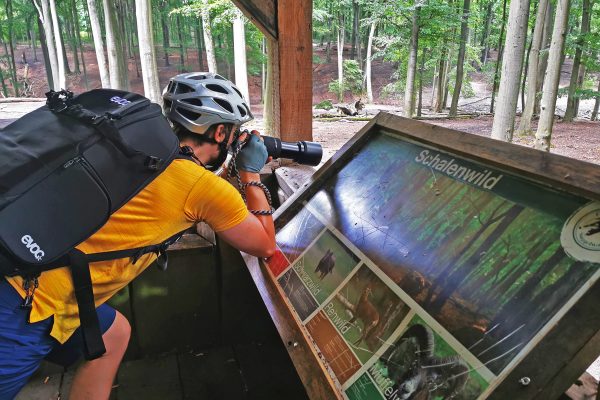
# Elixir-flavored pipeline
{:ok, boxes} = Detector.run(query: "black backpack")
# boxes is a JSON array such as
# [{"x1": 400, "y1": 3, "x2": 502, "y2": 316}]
[{"x1": 0, "y1": 89, "x2": 191, "y2": 360}]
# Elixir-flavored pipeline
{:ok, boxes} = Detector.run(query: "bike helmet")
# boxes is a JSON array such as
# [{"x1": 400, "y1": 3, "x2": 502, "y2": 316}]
[{"x1": 162, "y1": 72, "x2": 253, "y2": 135}]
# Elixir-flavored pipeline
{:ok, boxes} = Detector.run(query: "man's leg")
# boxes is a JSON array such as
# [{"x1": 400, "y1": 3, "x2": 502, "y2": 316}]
[{"x1": 68, "y1": 311, "x2": 131, "y2": 399}]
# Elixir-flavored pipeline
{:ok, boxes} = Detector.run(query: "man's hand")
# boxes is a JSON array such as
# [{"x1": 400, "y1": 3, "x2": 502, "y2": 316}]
[{"x1": 235, "y1": 130, "x2": 269, "y2": 173}]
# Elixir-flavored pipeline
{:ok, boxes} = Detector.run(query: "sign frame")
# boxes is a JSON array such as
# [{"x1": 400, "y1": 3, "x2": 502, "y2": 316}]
[{"x1": 243, "y1": 112, "x2": 600, "y2": 399}]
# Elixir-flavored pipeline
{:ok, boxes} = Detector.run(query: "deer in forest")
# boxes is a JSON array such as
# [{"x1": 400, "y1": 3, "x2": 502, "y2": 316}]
[
  {"x1": 314, "y1": 249, "x2": 335, "y2": 280},
  {"x1": 336, "y1": 284, "x2": 380, "y2": 347}
]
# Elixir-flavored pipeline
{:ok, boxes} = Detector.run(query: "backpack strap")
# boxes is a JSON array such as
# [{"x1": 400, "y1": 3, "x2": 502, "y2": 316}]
[
  {"x1": 65, "y1": 228, "x2": 191, "y2": 360},
  {"x1": 69, "y1": 249, "x2": 106, "y2": 360},
  {"x1": 45, "y1": 90, "x2": 165, "y2": 171}
]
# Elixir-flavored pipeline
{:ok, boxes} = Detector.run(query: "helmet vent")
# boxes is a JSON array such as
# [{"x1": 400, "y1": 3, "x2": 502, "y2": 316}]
[
  {"x1": 214, "y1": 98, "x2": 234, "y2": 113},
  {"x1": 188, "y1": 75, "x2": 207, "y2": 80},
  {"x1": 214, "y1": 74, "x2": 227, "y2": 80},
  {"x1": 177, "y1": 107, "x2": 201, "y2": 121},
  {"x1": 163, "y1": 99, "x2": 172, "y2": 110},
  {"x1": 231, "y1": 86, "x2": 244, "y2": 100},
  {"x1": 237, "y1": 105, "x2": 247, "y2": 117},
  {"x1": 206, "y1": 84, "x2": 229, "y2": 94},
  {"x1": 175, "y1": 83, "x2": 195, "y2": 94},
  {"x1": 167, "y1": 81, "x2": 175, "y2": 94},
  {"x1": 182, "y1": 98, "x2": 203, "y2": 107}
]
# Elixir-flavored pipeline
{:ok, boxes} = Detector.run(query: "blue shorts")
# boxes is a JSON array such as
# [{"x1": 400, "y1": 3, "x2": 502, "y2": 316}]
[{"x1": 0, "y1": 279, "x2": 116, "y2": 400}]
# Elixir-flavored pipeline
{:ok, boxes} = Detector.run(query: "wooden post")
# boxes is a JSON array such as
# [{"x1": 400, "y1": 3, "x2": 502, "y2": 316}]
[
  {"x1": 233, "y1": 0, "x2": 313, "y2": 141},
  {"x1": 276, "y1": 0, "x2": 313, "y2": 141}
]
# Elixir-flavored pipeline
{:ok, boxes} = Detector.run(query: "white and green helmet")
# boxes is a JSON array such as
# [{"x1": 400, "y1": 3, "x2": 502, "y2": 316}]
[{"x1": 162, "y1": 72, "x2": 253, "y2": 135}]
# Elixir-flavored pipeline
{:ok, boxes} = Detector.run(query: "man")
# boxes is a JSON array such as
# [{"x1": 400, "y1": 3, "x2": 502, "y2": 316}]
[{"x1": 0, "y1": 72, "x2": 275, "y2": 399}]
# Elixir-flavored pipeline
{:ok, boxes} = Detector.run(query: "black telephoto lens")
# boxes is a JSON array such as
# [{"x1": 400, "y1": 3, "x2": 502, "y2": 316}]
[{"x1": 261, "y1": 136, "x2": 323, "y2": 166}]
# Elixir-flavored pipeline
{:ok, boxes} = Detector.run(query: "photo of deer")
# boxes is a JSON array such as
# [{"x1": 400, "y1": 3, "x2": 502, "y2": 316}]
[
  {"x1": 358, "y1": 315, "x2": 488, "y2": 400},
  {"x1": 327, "y1": 264, "x2": 409, "y2": 364}
]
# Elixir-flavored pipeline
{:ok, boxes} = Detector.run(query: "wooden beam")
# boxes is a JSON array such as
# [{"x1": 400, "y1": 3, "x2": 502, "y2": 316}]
[
  {"x1": 232, "y1": 0, "x2": 277, "y2": 40},
  {"x1": 277, "y1": 0, "x2": 313, "y2": 142}
]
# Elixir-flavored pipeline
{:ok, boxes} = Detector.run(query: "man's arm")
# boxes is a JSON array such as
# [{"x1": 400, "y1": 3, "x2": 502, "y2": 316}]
[{"x1": 216, "y1": 133, "x2": 276, "y2": 258}]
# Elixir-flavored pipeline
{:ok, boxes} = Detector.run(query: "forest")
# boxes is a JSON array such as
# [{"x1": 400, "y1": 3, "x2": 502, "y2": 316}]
[{"x1": 0, "y1": 0, "x2": 599, "y2": 150}]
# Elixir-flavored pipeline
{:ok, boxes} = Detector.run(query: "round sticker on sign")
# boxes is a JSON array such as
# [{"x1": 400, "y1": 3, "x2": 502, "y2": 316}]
[{"x1": 561, "y1": 202, "x2": 600, "y2": 263}]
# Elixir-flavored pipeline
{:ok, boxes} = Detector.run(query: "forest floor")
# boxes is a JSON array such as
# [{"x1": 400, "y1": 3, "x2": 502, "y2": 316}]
[{"x1": 3, "y1": 43, "x2": 600, "y2": 165}]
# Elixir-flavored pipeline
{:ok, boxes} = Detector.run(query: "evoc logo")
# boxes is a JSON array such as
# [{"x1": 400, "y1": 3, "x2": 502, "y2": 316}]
[
  {"x1": 110, "y1": 96, "x2": 131, "y2": 106},
  {"x1": 21, "y1": 235, "x2": 45, "y2": 261}
]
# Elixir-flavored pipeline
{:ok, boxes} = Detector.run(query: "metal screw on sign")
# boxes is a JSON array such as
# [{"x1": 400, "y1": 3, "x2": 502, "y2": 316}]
[{"x1": 518, "y1": 377, "x2": 531, "y2": 386}]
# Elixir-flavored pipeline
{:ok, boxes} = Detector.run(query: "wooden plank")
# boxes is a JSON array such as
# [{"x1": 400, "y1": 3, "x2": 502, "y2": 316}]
[
  {"x1": 234, "y1": 342, "x2": 309, "y2": 400},
  {"x1": 116, "y1": 354, "x2": 182, "y2": 399},
  {"x1": 277, "y1": 0, "x2": 313, "y2": 142},
  {"x1": 243, "y1": 254, "x2": 343, "y2": 400},
  {"x1": 130, "y1": 249, "x2": 219, "y2": 355},
  {"x1": 178, "y1": 347, "x2": 246, "y2": 399},
  {"x1": 375, "y1": 113, "x2": 600, "y2": 201},
  {"x1": 232, "y1": 0, "x2": 277, "y2": 40}
]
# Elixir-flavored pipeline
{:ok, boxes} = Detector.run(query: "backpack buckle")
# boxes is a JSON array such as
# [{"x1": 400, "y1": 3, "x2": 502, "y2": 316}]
[{"x1": 145, "y1": 156, "x2": 164, "y2": 171}]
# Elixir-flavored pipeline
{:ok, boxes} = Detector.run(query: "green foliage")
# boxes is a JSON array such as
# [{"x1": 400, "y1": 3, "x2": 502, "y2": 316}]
[
  {"x1": 328, "y1": 59, "x2": 365, "y2": 98},
  {"x1": 314, "y1": 99, "x2": 334, "y2": 110}
]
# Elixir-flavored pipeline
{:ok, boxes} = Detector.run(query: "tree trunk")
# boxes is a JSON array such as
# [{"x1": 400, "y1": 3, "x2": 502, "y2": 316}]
[
  {"x1": 35, "y1": 0, "x2": 59, "y2": 89},
  {"x1": 176, "y1": 15, "x2": 185, "y2": 72},
  {"x1": 517, "y1": 0, "x2": 549, "y2": 135},
  {"x1": 480, "y1": 0, "x2": 493, "y2": 65},
  {"x1": 433, "y1": 49, "x2": 447, "y2": 112},
  {"x1": 261, "y1": 37, "x2": 266, "y2": 103},
  {"x1": 534, "y1": 0, "x2": 554, "y2": 115},
  {"x1": 490, "y1": 0, "x2": 530, "y2": 141},
  {"x1": 195, "y1": 18, "x2": 204, "y2": 70},
  {"x1": 365, "y1": 21, "x2": 377, "y2": 103},
  {"x1": 233, "y1": 9, "x2": 249, "y2": 102},
  {"x1": 103, "y1": 0, "x2": 128, "y2": 89},
  {"x1": 534, "y1": 0, "x2": 570, "y2": 151},
  {"x1": 31, "y1": 21, "x2": 38, "y2": 62},
  {"x1": 417, "y1": 48, "x2": 426, "y2": 117},
  {"x1": 591, "y1": 78, "x2": 600, "y2": 121},
  {"x1": 490, "y1": 0, "x2": 508, "y2": 113},
  {"x1": 73, "y1": 0, "x2": 89, "y2": 89},
  {"x1": 86, "y1": 0, "x2": 109, "y2": 87},
  {"x1": 351, "y1": 0, "x2": 359, "y2": 60},
  {"x1": 69, "y1": 1, "x2": 81, "y2": 74},
  {"x1": 135, "y1": 0, "x2": 161, "y2": 104},
  {"x1": 201, "y1": 0, "x2": 217, "y2": 73},
  {"x1": 563, "y1": 0, "x2": 590, "y2": 122},
  {"x1": 161, "y1": 9, "x2": 170, "y2": 66},
  {"x1": 336, "y1": 12, "x2": 345, "y2": 102},
  {"x1": 520, "y1": 21, "x2": 536, "y2": 111},
  {"x1": 49, "y1": 0, "x2": 66, "y2": 88},
  {"x1": 36, "y1": 16, "x2": 54, "y2": 89},
  {"x1": 404, "y1": 2, "x2": 420, "y2": 118},
  {"x1": 4, "y1": 0, "x2": 19, "y2": 96},
  {"x1": 449, "y1": 0, "x2": 471, "y2": 117}
]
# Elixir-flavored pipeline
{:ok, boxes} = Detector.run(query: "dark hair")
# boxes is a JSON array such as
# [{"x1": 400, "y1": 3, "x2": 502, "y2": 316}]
[{"x1": 172, "y1": 123, "x2": 233, "y2": 146}]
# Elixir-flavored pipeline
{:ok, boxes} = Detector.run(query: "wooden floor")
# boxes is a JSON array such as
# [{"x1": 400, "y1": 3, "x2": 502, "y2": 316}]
[{"x1": 17, "y1": 343, "x2": 309, "y2": 400}]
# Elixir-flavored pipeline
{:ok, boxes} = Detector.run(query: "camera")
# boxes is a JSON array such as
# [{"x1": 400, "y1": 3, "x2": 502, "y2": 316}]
[{"x1": 261, "y1": 136, "x2": 323, "y2": 166}]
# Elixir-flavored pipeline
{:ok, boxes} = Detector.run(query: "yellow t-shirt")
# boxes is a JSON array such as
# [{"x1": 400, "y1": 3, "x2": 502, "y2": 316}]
[{"x1": 6, "y1": 159, "x2": 248, "y2": 344}]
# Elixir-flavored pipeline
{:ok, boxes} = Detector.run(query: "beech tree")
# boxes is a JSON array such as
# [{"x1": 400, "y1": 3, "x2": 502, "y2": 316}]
[
  {"x1": 490, "y1": 0, "x2": 530, "y2": 141},
  {"x1": 233, "y1": 8, "x2": 249, "y2": 101},
  {"x1": 563, "y1": 0, "x2": 591, "y2": 122},
  {"x1": 516, "y1": 0, "x2": 550, "y2": 136},
  {"x1": 404, "y1": 0, "x2": 421, "y2": 118},
  {"x1": 448, "y1": 0, "x2": 470, "y2": 117},
  {"x1": 201, "y1": 0, "x2": 217, "y2": 73},
  {"x1": 535, "y1": 0, "x2": 571, "y2": 151},
  {"x1": 136, "y1": 0, "x2": 161, "y2": 104}
]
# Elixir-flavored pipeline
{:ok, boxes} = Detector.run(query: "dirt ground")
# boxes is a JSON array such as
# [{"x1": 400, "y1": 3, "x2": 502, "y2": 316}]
[{"x1": 4, "y1": 43, "x2": 599, "y2": 166}]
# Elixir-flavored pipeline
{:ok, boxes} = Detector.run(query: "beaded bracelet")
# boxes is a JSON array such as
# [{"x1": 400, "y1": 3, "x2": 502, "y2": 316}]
[{"x1": 241, "y1": 181, "x2": 275, "y2": 215}]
